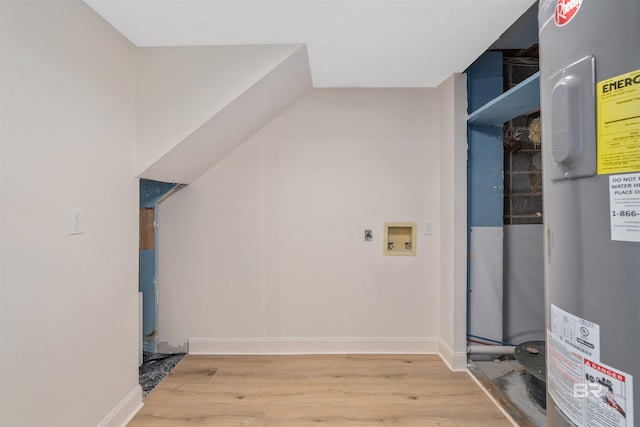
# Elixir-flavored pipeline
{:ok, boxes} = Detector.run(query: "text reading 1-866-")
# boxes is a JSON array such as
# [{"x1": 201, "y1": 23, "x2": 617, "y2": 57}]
[{"x1": 611, "y1": 210, "x2": 640, "y2": 217}]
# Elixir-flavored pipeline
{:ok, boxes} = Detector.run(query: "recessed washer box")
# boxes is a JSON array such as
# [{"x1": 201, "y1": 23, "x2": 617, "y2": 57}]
[{"x1": 383, "y1": 222, "x2": 417, "y2": 256}]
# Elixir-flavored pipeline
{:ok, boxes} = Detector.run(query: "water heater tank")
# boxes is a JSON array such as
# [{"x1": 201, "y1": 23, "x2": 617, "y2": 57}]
[{"x1": 539, "y1": 0, "x2": 640, "y2": 425}]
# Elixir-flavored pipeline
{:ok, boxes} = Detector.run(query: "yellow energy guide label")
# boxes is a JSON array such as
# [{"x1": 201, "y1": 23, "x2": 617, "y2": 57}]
[{"x1": 597, "y1": 69, "x2": 640, "y2": 174}]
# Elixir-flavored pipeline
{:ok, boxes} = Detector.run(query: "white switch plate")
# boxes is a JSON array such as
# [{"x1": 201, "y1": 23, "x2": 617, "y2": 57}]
[
  {"x1": 423, "y1": 222, "x2": 435, "y2": 235},
  {"x1": 69, "y1": 208, "x2": 84, "y2": 235}
]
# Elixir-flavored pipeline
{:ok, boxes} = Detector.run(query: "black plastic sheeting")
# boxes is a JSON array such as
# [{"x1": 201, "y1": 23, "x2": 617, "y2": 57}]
[{"x1": 139, "y1": 352, "x2": 186, "y2": 397}]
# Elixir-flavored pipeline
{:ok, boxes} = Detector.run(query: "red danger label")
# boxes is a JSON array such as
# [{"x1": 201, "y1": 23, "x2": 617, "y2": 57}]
[
  {"x1": 555, "y1": 0, "x2": 582, "y2": 26},
  {"x1": 584, "y1": 359, "x2": 626, "y2": 382}
]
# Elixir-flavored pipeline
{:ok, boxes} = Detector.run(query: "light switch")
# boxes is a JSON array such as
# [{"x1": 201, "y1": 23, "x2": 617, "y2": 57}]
[{"x1": 423, "y1": 222, "x2": 435, "y2": 235}]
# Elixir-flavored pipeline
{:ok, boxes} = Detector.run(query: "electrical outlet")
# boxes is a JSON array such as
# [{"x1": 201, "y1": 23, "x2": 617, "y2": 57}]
[
  {"x1": 69, "y1": 208, "x2": 84, "y2": 235},
  {"x1": 364, "y1": 229, "x2": 373, "y2": 241}
]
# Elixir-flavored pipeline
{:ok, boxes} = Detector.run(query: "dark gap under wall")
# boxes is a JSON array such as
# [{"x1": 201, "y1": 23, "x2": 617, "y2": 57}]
[{"x1": 139, "y1": 352, "x2": 186, "y2": 397}]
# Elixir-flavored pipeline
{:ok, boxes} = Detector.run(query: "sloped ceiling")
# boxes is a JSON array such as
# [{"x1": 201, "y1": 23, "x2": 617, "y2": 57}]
[
  {"x1": 85, "y1": 0, "x2": 537, "y2": 88},
  {"x1": 137, "y1": 45, "x2": 312, "y2": 183},
  {"x1": 83, "y1": 0, "x2": 537, "y2": 183}
]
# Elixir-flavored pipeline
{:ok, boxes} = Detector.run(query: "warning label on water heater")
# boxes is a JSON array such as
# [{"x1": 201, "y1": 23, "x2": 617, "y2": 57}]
[
  {"x1": 549, "y1": 305, "x2": 634, "y2": 427},
  {"x1": 548, "y1": 331, "x2": 634, "y2": 427},
  {"x1": 551, "y1": 304, "x2": 600, "y2": 360},
  {"x1": 597, "y1": 69, "x2": 640, "y2": 175},
  {"x1": 609, "y1": 173, "x2": 640, "y2": 242}
]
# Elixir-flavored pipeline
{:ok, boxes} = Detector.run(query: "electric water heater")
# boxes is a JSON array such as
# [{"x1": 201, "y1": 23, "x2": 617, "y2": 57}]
[{"x1": 539, "y1": 0, "x2": 640, "y2": 425}]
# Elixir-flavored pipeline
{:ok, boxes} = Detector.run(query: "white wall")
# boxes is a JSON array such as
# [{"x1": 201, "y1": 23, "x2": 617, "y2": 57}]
[
  {"x1": 135, "y1": 44, "x2": 307, "y2": 177},
  {"x1": 1, "y1": 1, "x2": 141, "y2": 426},
  {"x1": 158, "y1": 88, "x2": 442, "y2": 353},
  {"x1": 438, "y1": 74, "x2": 468, "y2": 370}
]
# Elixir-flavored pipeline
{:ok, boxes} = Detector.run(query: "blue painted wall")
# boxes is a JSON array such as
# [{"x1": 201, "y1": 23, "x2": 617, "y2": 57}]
[
  {"x1": 467, "y1": 52, "x2": 504, "y2": 228},
  {"x1": 140, "y1": 179, "x2": 178, "y2": 208},
  {"x1": 468, "y1": 51, "x2": 503, "y2": 113},
  {"x1": 139, "y1": 250, "x2": 156, "y2": 338},
  {"x1": 469, "y1": 126, "x2": 503, "y2": 227},
  {"x1": 466, "y1": 52, "x2": 504, "y2": 338}
]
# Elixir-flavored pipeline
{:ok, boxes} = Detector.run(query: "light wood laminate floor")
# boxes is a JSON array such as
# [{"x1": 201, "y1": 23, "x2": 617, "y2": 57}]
[{"x1": 128, "y1": 354, "x2": 513, "y2": 426}]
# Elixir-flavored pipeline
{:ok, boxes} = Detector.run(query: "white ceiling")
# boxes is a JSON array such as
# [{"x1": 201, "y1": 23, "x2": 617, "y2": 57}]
[{"x1": 84, "y1": 0, "x2": 536, "y2": 88}]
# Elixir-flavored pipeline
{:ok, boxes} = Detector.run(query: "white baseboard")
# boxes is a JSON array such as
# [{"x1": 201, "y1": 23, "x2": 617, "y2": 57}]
[
  {"x1": 189, "y1": 337, "x2": 439, "y2": 355},
  {"x1": 438, "y1": 340, "x2": 468, "y2": 371},
  {"x1": 97, "y1": 385, "x2": 143, "y2": 427}
]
